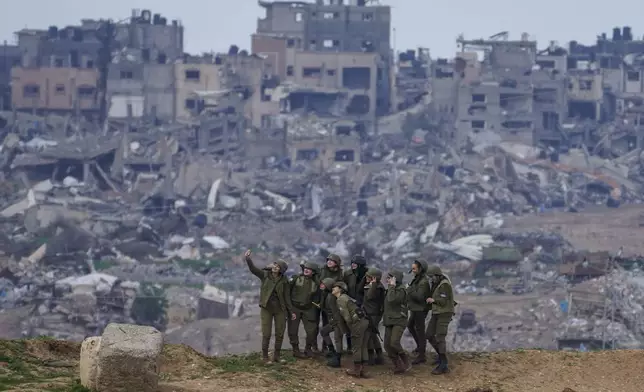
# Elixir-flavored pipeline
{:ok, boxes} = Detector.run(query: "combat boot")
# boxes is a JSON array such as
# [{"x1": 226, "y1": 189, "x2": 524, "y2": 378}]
[
  {"x1": 390, "y1": 357, "x2": 401, "y2": 373},
  {"x1": 360, "y1": 361, "x2": 370, "y2": 378},
  {"x1": 392, "y1": 357, "x2": 406, "y2": 374},
  {"x1": 345, "y1": 362, "x2": 362, "y2": 378},
  {"x1": 367, "y1": 350, "x2": 375, "y2": 365},
  {"x1": 303, "y1": 345, "x2": 314, "y2": 358},
  {"x1": 261, "y1": 338, "x2": 271, "y2": 364},
  {"x1": 429, "y1": 342, "x2": 440, "y2": 365},
  {"x1": 272, "y1": 349, "x2": 282, "y2": 364},
  {"x1": 374, "y1": 349, "x2": 385, "y2": 365},
  {"x1": 412, "y1": 352, "x2": 426, "y2": 365},
  {"x1": 431, "y1": 354, "x2": 449, "y2": 375},
  {"x1": 292, "y1": 345, "x2": 306, "y2": 359},
  {"x1": 326, "y1": 352, "x2": 341, "y2": 368},
  {"x1": 399, "y1": 352, "x2": 412, "y2": 373},
  {"x1": 324, "y1": 344, "x2": 335, "y2": 359}
]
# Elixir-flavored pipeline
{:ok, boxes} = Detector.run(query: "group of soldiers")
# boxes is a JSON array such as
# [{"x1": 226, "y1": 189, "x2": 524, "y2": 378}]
[{"x1": 244, "y1": 250, "x2": 456, "y2": 378}]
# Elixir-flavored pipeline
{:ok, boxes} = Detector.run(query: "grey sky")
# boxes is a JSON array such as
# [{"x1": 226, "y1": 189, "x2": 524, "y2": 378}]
[{"x1": 1, "y1": 0, "x2": 643, "y2": 58}]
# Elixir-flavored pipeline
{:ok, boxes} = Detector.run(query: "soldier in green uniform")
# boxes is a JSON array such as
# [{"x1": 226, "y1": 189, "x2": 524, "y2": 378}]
[
  {"x1": 244, "y1": 250, "x2": 295, "y2": 364},
  {"x1": 318, "y1": 278, "x2": 347, "y2": 368},
  {"x1": 343, "y1": 254, "x2": 368, "y2": 350},
  {"x1": 425, "y1": 264, "x2": 456, "y2": 374},
  {"x1": 363, "y1": 267, "x2": 385, "y2": 365},
  {"x1": 406, "y1": 259, "x2": 431, "y2": 364},
  {"x1": 382, "y1": 269, "x2": 412, "y2": 374},
  {"x1": 332, "y1": 281, "x2": 371, "y2": 378},
  {"x1": 318, "y1": 253, "x2": 344, "y2": 351},
  {"x1": 288, "y1": 261, "x2": 321, "y2": 358}
]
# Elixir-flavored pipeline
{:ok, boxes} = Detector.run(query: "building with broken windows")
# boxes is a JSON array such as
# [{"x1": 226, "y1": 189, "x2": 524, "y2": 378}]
[
  {"x1": 16, "y1": 9, "x2": 183, "y2": 69},
  {"x1": 251, "y1": 0, "x2": 392, "y2": 135},
  {"x1": 10, "y1": 9, "x2": 183, "y2": 116},
  {"x1": 0, "y1": 44, "x2": 21, "y2": 110},
  {"x1": 10, "y1": 67, "x2": 99, "y2": 114}
]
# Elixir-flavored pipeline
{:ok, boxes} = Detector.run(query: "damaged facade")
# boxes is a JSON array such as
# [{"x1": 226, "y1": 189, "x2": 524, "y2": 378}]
[{"x1": 252, "y1": 0, "x2": 392, "y2": 135}]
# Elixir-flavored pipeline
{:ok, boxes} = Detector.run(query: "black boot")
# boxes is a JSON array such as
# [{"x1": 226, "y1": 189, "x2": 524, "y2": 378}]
[
  {"x1": 432, "y1": 354, "x2": 449, "y2": 375},
  {"x1": 325, "y1": 344, "x2": 335, "y2": 358},
  {"x1": 374, "y1": 349, "x2": 385, "y2": 365},
  {"x1": 326, "y1": 352, "x2": 341, "y2": 368},
  {"x1": 367, "y1": 349, "x2": 375, "y2": 365}
]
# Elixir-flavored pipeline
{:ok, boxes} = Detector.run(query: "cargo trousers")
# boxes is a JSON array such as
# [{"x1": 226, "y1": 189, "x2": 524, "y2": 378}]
[
  {"x1": 260, "y1": 307, "x2": 286, "y2": 353},
  {"x1": 426, "y1": 312, "x2": 453, "y2": 354},
  {"x1": 383, "y1": 325, "x2": 405, "y2": 358},
  {"x1": 288, "y1": 306, "x2": 319, "y2": 349}
]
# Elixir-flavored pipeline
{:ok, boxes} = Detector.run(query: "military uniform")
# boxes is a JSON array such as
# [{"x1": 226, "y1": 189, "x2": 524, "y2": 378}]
[
  {"x1": 318, "y1": 278, "x2": 348, "y2": 368},
  {"x1": 318, "y1": 254, "x2": 344, "y2": 350},
  {"x1": 245, "y1": 255, "x2": 293, "y2": 363},
  {"x1": 288, "y1": 262, "x2": 321, "y2": 357},
  {"x1": 406, "y1": 260, "x2": 431, "y2": 363},
  {"x1": 382, "y1": 269, "x2": 411, "y2": 374},
  {"x1": 363, "y1": 267, "x2": 385, "y2": 365},
  {"x1": 333, "y1": 281, "x2": 371, "y2": 378},
  {"x1": 425, "y1": 265, "x2": 456, "y2": 374},
  {"x1": 343, "y1": 255, "x2": 368, "y2": 351}
]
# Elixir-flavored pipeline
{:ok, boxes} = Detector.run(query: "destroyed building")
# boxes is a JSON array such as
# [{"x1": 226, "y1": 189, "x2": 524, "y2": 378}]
[
  {"x1": 252, "y1": 0, "x2": 392, "y2": 134},
  {"x1": 0, "y1": 43, "x2": 21, "y2": 111},
  {"x1": 10, "y1": 9, "x2": 183, "y2": 118}
]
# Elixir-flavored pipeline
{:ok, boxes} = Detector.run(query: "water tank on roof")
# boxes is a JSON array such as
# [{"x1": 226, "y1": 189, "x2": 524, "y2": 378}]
[
  {"x1": 58, "y1": 29, "x2": 68, "y2": 39},
  {"x1": 159, "y1": 18, "x2": 167, "y2": 25},
  {"x1": 612, "y1": 27, "x2": 621, "y2": 41},
  {"x1": 153, "y1": 13, "x2": 161, "y2": 25},
  {"x1": 623, "y1": 26, "x2": 632, "y2": 41},
  {"x1": 141, "y1": 10, "x2": 152, "y2": 23}
]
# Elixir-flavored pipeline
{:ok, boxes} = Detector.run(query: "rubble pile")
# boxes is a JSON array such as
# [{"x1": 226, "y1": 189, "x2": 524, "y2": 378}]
[{"x1": 1, "y1": 111, "x2": 644, "y2": 350}]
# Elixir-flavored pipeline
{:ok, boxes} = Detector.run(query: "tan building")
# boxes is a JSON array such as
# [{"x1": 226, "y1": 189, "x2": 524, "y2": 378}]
[
  {"x1": 174, "y1": 62, "x2": 223, "y2": 120},
  {"x1": 568, "y1": 70, "x2": 603, "y2": 121},
  {"x1": 11, "y1": 67, "x2": 98, "y2": 112}
]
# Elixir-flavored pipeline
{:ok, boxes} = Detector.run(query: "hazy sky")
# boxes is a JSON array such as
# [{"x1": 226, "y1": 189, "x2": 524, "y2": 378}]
[{"x1": 1, "y1": 0, "x2": 643, "y2": 58}]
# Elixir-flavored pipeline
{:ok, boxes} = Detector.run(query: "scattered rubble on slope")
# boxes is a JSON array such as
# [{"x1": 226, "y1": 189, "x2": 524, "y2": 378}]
[{"x1": 1, "y1": 110, "x2": 643, "y2": 352}]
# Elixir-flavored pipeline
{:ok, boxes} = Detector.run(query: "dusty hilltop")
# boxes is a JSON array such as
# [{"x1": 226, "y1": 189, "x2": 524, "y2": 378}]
[{"x1": 1, "y1": 339, "x2": 643, "y2": 392}]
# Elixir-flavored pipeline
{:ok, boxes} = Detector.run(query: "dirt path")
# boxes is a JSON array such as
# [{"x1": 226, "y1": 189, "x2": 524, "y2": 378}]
[{"x1": 2, "y1": 339, "x2": 643, "y2": 392}]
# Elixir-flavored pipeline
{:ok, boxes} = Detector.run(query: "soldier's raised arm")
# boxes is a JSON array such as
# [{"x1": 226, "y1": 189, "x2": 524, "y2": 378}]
[{"x1": 244, "y1": 250, "x2": 265, "y2": 280}]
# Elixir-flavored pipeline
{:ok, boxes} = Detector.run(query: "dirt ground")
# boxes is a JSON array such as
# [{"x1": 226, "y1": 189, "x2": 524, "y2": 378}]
[
  {"x1": 2, "y1": 339, "x2": 643, "y2": 392},
  {"x1": 502, "y1": 204, "x2": 644, "y2": 256}
]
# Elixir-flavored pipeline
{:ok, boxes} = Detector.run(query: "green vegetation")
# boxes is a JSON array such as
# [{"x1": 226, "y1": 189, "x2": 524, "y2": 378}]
[{"x1": 0, "y1": 340, "x2": 80, "y2": 391}]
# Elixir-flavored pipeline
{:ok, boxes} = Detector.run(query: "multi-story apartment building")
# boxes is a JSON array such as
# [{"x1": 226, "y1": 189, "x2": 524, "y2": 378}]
[
  {"x1": 252, "y1": 0, "x2": 392, "y2": 134},
  {"x1": 12, "y1": 9, "x2": 183, "y2": 117},
  {"x1": 16, "y1": 9, "x2": 183, "y2": 68},
  {"x1": 0, "y1": 43, "x2": 21, "y2": 110},
  {"x1": 11, "y1": 67, "x2": 99, "y2": 113}
]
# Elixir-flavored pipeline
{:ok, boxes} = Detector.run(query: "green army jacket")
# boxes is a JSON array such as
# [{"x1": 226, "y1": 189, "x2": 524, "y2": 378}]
[
  {"x1": 363, "y1": 281, "x2": 385, "y2": 316},
  {"x1": 407, "y1": 273, "x2": 431, "y2": 312},
  {"x1": 246, "y1": 259, "x2": 293, "y2": 313},
  {"x1": 290, "y1": 274, "x2": 320, "y2": 309},
  {"x1": 322, "y1": 291, "x2": 349, "y2": 334},
  {"x1": 382, "y1": 285, "x2": 408, "y2": 327},
  {"x1": 431, "y1": 277, "x2": 456, "y2": 314},
  {"x1": 319, "y1": 265, "x2": 343, "y2": 282},
  {"x1": 335, "y1": 293, "x2": 362, "y2": 326},
  {"x1": 343, "y1": 269, "x2": 366, "y2": 303}
]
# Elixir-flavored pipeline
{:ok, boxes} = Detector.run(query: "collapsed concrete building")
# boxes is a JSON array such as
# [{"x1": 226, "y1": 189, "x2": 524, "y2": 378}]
[{"x1": 251, "y1": 0, "x2": 393, "y2": 135}]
